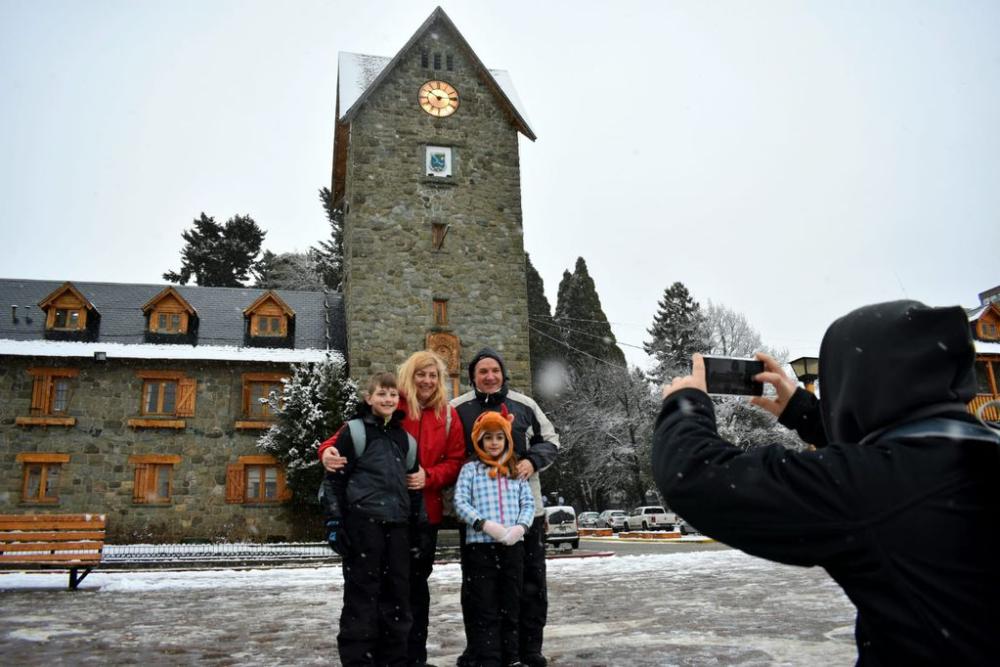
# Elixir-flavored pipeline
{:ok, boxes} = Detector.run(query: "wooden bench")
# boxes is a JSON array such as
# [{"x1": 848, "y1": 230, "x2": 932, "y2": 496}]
[{"x1": 0, "y1": 513, "x2": 106, "y2": 590}]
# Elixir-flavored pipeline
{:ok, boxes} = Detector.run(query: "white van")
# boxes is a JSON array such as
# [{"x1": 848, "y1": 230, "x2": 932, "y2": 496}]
[{"x1": 543, "y1": 505, "x2": 579, "y2": 550}]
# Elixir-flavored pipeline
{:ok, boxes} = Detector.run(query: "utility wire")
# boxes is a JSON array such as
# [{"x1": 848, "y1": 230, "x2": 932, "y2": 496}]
[
  {"x1": 528, "y1": 316, "x2": 648, "y2": 351},
  {"x1": 528, "y1": 324, "x2": 627, "y2": 370}
]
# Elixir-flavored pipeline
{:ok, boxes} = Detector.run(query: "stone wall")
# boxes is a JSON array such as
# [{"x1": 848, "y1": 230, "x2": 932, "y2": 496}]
[
  {"x1": 0, "y1": 356, "x2": 314, "y2": 543},
  {"x1": 342, "y1": 26, "x2": 532, "y2": 392}
]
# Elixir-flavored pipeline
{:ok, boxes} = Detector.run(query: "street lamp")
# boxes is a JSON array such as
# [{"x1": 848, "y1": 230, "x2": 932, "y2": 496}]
[{"x1": 789, "y1": 356, "x2": 820, "y2": 395}]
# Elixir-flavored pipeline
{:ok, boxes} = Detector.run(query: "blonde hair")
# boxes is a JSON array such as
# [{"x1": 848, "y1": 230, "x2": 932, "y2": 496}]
[{"x1": 397, "y1": 350, "x2": 449, "y2": 418}]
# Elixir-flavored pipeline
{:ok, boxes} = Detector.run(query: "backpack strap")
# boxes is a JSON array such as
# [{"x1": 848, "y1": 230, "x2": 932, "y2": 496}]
[
  {"x1": 405, "y1": 432, "x2": 418, "y2": 471},
  {"x1": 347, "y1": 419, "x2": 367, "y2": 458},
  {"x1": 873, "y1": 417, "x2": 1000, "y2": 445}
]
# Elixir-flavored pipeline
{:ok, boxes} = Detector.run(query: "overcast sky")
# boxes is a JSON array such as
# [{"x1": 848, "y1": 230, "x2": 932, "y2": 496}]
[{"x1": 2, "y1": 0, "x2": 998, "y2": 371}]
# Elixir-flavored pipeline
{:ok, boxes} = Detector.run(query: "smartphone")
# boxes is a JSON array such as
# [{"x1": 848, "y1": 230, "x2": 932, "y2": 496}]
[{"x1": 703, "y1": 356, "x2": 764, "y2": 396}]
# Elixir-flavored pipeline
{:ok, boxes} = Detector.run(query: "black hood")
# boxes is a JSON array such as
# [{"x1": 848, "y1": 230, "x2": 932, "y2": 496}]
[
  {"x1": 468, "y1": 346, "x2": 509, "y2": 404},
  {"x1": 818, "y1": 300, "x2": 977, "y2": 444}
]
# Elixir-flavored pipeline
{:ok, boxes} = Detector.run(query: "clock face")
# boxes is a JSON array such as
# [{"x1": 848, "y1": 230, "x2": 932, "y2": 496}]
[{"x1": 419, "y1": 80, "x2": 459, "y2": 117}]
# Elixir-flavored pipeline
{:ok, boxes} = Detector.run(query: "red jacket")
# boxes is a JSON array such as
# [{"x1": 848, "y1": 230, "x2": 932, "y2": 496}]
[{"x1": 318, "y1": 397, "x2": 466, "y2": 524}]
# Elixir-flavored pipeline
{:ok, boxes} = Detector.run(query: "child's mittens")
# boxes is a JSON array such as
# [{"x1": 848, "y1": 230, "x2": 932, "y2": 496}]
[
  {"x1": 482, "y1": 520, "x2": 508, "y2": 541},
  {"x1": 501, "y1": 524, "x2": 526, "y2": 545}
]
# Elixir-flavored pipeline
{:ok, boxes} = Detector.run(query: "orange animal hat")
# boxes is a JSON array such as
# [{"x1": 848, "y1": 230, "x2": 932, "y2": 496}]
[{"x1": 471, "y1": 405, "x2": 516, "y2": 479}]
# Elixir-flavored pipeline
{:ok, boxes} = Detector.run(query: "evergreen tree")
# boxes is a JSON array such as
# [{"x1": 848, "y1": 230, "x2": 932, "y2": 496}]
[
  {"x1": 311, "y1": 187, "x2": 344, "y2": 291},
  {"x1": 553, "y1": 257, "x2": 626, "y2": 369},
  {"x1": 254, "y1": 251, "x2": 325, "y2": 290},
  {"x1": 525, "y1": 253, "x2": 565, "y2": 396},
  {"x1": 644, "y1": 281, "x2": 707, "y2": 383},
  {"x1": 163, "y1": 213, "x2": 266, "y2": 287},
  {"x1": 257, "y1": 353, "x2": 358, "y2": 504}
]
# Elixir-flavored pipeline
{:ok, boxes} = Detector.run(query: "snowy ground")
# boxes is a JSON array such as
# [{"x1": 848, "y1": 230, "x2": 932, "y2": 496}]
[{"x1": 0, "y1": 549, "x2": 857, "y2": 666}]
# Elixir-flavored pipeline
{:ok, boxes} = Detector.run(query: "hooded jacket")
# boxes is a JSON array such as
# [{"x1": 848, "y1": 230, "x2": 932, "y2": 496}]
[
  {"x1": 323, "y1": 403, "x2": 426, "y2": 525},
  {"x1": 652, "y1": 301, "x2": 1000, "y2": 665},
  {"x1": 451, "y1": 347, "x2": 560, "y2": 516}
]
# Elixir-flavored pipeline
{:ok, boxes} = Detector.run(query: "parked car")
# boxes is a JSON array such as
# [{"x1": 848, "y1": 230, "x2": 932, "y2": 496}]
[
  {"x1": 598, "y1": 509, "x2": 626, "y2": 532},
  {"x1": 624, "y1": 506, "x2": 677, "y2": 531},
  {"x1": 677, "y1": 517, "x2": 700, "y2": 535},
  {"x1": 543, "y1": 505, "x2": 579, "y2": 550},
  {"x1": 577, "y1": 511, "x2": 600, "y2": 529}
]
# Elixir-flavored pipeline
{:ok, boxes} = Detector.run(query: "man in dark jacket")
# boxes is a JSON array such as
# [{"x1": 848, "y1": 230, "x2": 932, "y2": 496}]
[
  {"x1": 452, "y1": 347, "x2": 560, "y2": 667},
  {"x1": 653, "y1": 300, "x2": 1000, "y2": 665}
]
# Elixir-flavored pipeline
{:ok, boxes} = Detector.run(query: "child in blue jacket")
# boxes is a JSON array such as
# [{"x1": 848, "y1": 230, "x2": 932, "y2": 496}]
[{"x1": 454, "y1": 406, "x2": 536, "y2": 667}]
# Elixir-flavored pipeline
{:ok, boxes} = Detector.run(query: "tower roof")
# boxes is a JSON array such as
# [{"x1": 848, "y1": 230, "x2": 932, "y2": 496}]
[{"x1": 336, "y1": 7, "x2": 535, "y2": 140}]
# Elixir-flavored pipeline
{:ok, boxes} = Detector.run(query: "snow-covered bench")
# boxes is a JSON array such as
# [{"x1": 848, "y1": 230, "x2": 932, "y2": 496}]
[{"x1": 0, "y1": 513, "x2": 106, "y2": 590}]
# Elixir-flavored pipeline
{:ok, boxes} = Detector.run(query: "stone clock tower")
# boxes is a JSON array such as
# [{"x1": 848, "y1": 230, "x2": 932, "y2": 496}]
[{"x1": 331, "y1": 7, "x2": 537, "y2": 395}]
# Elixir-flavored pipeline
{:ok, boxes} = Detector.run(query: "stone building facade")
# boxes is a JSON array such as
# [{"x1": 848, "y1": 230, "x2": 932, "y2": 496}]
[
  {"x1": 334, "y1": 7, "x2": 536, "y2": 395},
  {"x1": 0, "y1": 279, "x2": 344, "y2": 542}
]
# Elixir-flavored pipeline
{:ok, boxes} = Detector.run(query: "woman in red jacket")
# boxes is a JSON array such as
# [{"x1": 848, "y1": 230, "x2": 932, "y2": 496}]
[{"x1": 320, "y1": 350, "x2": 465, "y2": 666}]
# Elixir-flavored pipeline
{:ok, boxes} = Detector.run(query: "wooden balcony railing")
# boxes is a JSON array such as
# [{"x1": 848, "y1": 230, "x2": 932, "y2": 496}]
[{"x1": 968, "y1": 395, "x2": 1000, "y2": 422}]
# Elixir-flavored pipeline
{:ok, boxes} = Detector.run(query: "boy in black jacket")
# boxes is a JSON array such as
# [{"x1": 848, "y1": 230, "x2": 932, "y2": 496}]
[
  {"x1": 653, "y1": 301, "x2": 1000, "y2": 665},
  {"x1": 322, "y1": 372, "x2": 427, "y2": 667}
]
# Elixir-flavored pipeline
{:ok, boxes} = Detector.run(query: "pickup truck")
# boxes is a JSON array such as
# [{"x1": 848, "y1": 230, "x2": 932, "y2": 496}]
[{"x1": 623, "y1": 505, "x2": 677, "y2": 531}]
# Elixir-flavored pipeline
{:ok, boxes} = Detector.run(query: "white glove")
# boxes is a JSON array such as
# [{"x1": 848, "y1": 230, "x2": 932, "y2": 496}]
[
  {"x1": 482, "y1": 520, "x2": 507, "y2": 541},
  {"x1": 501, "y1": 525, "x2": 526, "y2": 545}
]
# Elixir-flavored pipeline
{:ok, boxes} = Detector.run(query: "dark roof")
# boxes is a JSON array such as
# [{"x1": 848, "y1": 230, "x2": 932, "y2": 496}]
[{"x1": 0, "y1": 278, "x2": 345, "y2": 351}]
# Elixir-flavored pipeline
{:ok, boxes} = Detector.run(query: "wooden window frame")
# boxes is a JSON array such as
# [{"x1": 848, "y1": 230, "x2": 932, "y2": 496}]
[
  {"x1": 250, "y1": 313, "x2": 287, "y2": 337},
  {"x1": 979, "y1": 321, "x2": 998, "y2": 341},
  {"x1": 236, "y1": 372, "x2": 286, "y2": 429},
  {"x1": 129, "y1": 454, "x2": 181, "y2": 505},
  {"x1": 17, "y1": 368, "x2": 79, "y2": 427},
  {"x1": 39, "y1": 282, "x2": 93, "y2": 332},
  {"x1": 225, "y1": 455, "x2": 291, "y2": 504},
  {"x1": 17, "y1": 453, "x2": 69, "y2": 504},
  {"x1": 975, "y1": 359, "x2": 999, "y2": 396},
  {"x1": 128, "y1": 371, "x2": 196, "y2": 428},
  {"x1": 150, "y1": 309, "x2": 188, "y2": 334},
  {"x1": 142, "y1": 378, "x2": 179, "y2": 416},
  {"x1": 433, "y1": 299, "x2": 448, "y2": 326}
]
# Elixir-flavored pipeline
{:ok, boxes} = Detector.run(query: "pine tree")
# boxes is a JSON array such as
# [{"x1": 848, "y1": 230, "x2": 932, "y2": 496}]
[
  {"x1": 644, "y1": 281, "x2": 707, "y2": 383},
  {"x1": 254, "y1": 251, "x2": 325, "y2": 290},
  {"x1": 257, "y1": 353, "x2": 358, "y2": 504},
  {"x1": 525, "y1": 253, "x2": 565, "y2": 396},
  {"x1": 311, "y1": 187, "x2": 344, "y2": 291},
  {"x1": 163, "y1": 213, "x2": 266, "y2": 287},
  {"x1": 553, "y1": 257, "x2": 626, "y2": 369}
]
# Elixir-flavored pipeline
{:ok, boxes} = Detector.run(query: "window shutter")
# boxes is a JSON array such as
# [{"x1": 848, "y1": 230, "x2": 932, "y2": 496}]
[
  {"x1": 242, "y1": 381, "x2": 251, "y2": 418},
  {"x1": 133, "y1": 464, "x2": 150, "y2": 504},
  {"x1": 30, "y1": 375, "x2": 48, "y2": 413},
  {"x1": 278, "y1": 469, "x2": 292, "y2": 502},
  {"x1": 225, "y1": 464, "x2": 245, "y2": 503},
  {"x1": 176, "y1": 378, "x2": 197, "y2": 417}
]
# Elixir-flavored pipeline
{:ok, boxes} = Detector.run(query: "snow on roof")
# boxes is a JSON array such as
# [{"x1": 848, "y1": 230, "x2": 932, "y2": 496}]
[
  {"x1": 967, "y1": 304, "x2": 988, "y2": 320},
  {"x1": 975, "y1": 340, "x2": 1000, "y2": 355},
  {"x1": 338, "y1": 52, "x2": 391, "y2": 118},
  {"x1": 337, "y1": 52, "x2": 534, "y2": 136},
  {"x1": 0, "y1": 338, "x2": 340, "y2": 364}
]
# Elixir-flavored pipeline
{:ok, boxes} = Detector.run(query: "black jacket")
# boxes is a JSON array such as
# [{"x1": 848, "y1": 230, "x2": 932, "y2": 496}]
[
  {"x1": 452, "y1": 347, "x2": 560, "y2": 515},
  {"x1": 652, "y1": 301, "x2": 1000, "y2": 665},
  {"x1": 325, "y1": 404, "x2": 426, "y2": 525}
]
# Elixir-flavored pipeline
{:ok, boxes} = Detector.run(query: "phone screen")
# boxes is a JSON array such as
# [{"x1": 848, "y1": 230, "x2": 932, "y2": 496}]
[{"x1": 703, "y1": 357, "x2": 765, "y2": 396}]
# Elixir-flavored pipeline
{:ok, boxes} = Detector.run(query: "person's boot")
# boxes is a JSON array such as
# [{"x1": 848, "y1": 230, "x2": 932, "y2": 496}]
[{"x1": 520, "y1": 654, "x2": 547, "y2": 667}]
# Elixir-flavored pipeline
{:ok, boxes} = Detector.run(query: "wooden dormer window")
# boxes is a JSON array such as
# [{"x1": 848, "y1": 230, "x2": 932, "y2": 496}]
[
  {"x1": 143, "y1": 287, "x2": 196, "y2": 335},
  {"x1": 245, "y1": 291, "x2": 294, "y2": 339},
  {"x1": 39, "y1": 282, "x2": 94, "y2": 332}
]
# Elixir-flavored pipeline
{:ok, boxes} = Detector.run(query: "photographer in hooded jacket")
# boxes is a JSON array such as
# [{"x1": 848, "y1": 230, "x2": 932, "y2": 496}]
[{"x1": 652, "y1": 300, "x2": 1000, "y2": 665}]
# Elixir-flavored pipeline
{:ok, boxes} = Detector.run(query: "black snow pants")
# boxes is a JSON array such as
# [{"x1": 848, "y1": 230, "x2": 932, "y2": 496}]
[
  {"x1": 407, "y1": 523, "x2": 438, "y2": 664},
  {"x1": 461, "y1": 541, "x2": 525, "y2": 666},
  {"x1": 519, "y1": 515, "x2": 548, "y2": 659},
  {"x1": 338, "y1": 514, "x2": 412, "y2": 667}
]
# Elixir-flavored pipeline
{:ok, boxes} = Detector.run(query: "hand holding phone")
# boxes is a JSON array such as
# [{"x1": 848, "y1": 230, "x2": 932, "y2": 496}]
[{"x1": 703, "y1": 356, "x2": 765, "y2": 396}]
